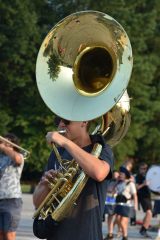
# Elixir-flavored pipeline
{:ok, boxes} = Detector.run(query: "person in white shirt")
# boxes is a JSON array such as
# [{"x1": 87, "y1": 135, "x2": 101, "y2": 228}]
[
  {"x1": 0, "y1": 133, "x2": 24, "y2": 240},
  {"x1": 114, "y1": 166, "x2": 138, "y2": 240}
]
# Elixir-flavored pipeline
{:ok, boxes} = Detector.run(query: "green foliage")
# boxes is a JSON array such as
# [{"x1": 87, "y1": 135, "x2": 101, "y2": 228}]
[
  {"x1": 0, "y1": 0, "x2": 56, "y2": 178},
  {"x1": 0, "y1": 0, "x2": 160, "y2": 178}
]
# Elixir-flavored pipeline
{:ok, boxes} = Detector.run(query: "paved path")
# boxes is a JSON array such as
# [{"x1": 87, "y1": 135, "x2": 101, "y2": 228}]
[
  {"x1": 17, "y1": 194, "x2": 35, "y2": 240},
  {"x1": 17, "y1": 194, "x2": 159, "y2": 240}
]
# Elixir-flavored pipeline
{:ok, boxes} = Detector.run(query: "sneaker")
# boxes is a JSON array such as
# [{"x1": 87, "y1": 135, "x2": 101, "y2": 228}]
[
  {"x1": 130, "y1": 219, "x2": 136, "y2": 226},
  {"x1": 140, "y1": 230, "x2": 151, "y2": 238},
  {"x1": 122, "y1": 237, "x2": 128, "y2": 240},
  {"x1": 103, "y1": 233, "x2": 113, "y2": 240}
]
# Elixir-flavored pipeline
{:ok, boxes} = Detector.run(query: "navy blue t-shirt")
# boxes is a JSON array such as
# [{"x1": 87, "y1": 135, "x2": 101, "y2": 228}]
[
  {"x1": 135, "y1": 174, "x2": 151, "y2": 199},
  {"x1": 45, "y1": 141, "x2": 114, "y2": 240}
]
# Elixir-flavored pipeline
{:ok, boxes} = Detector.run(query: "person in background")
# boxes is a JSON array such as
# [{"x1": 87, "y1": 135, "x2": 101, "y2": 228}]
[
  {"x1": 122, "y1": 157, "x2": 135, "y2": 182},
  {"x1": 103, "y1": 170, "x2": 119, "y2": 240},
  {"x1": 135, "y1": 162, "x2": 152, "y2": 237},
  {"x1": 152, "y1": 180, "x2": 160, "y2": 239},
  {"x1": 0, "y1": 133, "x2": 24, "y2": 240},
  {"x1": 114, "y1": 166, "x2": 138, "y2": 240},
  {"x1": 123, "y1": 158, "x2": 134, "y2": 172},
  {"x1": 122, "y1": 157, "x2": 136, "y2": 225},
  {"x1": 155, "y1": 222, "x2": 160, "y2": 240}
]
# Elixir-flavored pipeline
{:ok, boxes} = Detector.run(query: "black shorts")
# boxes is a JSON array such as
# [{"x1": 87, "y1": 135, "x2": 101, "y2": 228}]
[
  {"x1": 114, "y1": 204, "x2": 135, "y2": 218},
  {"x1": 104, "y1": 204, "x2": 116, "y2": 215},
  {"x1": 138, "y1": 197, "x2": 152, "y2": 212},
  {"x1": 0, "y1": 198, "x2": 23, "y2": 231},
  {"x1": 153, "y1": 200, "x2": 160, "y2": 216}
]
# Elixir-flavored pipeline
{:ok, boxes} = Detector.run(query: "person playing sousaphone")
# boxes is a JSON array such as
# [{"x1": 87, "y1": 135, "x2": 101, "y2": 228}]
[
  {"x1": 32, "y1": 10, "x2": 133, "y2": 240},
  {"x1": 33, "y1": 116, "x2": 114, "y2": 240}
]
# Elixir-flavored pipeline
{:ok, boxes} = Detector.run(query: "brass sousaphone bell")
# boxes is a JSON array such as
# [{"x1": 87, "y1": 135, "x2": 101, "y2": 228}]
[
  {"x1": 36, "y1": 10, "x2": 132, "y2": 121},
  {"x1": 34, "y1": 11, "x2": 133, "y2": 221}
]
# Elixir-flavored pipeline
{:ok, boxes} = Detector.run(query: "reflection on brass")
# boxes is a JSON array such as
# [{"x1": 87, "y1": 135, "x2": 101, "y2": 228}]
[{"x1": 47, "y1": 53, "x2": 61, "y2": 81}]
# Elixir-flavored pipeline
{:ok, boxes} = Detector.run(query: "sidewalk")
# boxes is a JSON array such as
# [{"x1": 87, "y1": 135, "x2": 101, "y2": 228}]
[
  {"x1": 102, "y1": 208, "x2": 159, "y2": 239},
  {"x1": 17, "y1": 194, "x2": 159, "y2": 240},
  {"x1": 17, "y1": 194, "x2": 36, "y2": 240}
]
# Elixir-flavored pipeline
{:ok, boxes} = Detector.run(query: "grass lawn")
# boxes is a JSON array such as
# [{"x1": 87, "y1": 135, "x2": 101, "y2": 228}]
[{"x1": 21, "y1": 184, "x2": 33, "y2": 193}]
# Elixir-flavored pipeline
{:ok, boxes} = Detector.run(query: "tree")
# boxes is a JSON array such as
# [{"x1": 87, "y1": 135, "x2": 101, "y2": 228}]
[
  {"x1": 0, "y1": 0, "x2": 55, "y2": 178},
  {"x1": 0, "y1": 0, "x2": 159, "y2": 179}
]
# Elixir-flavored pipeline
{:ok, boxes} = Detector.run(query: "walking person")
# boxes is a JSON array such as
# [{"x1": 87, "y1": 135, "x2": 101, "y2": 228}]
[
  {"x1": 122, "y1": 158, "x2": 137, "y2": 225},
  {"x1": 103, "y1": 170, "x2": 119, "y2": 240},
  {"x1": 114, "y1": 166, "x2": 138, "y2": 240},
  {"x1": 155, "y1": 221, "x2": 160, "y2": 240},
  {"x1": 135, "y1": 162, "x2": 152, "y2": 237}
]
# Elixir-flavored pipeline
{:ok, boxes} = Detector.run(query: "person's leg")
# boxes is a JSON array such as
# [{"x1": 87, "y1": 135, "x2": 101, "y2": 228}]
[
  {"x1": 0, "y1": 230, "x2": 5, "y2": 240},
  {"x1": 3, "y1": 212, "x2": 17, "y2": 240},
  {"x1": 130, "y1": 208, "x2": 136, "y2": 226},
  {"x1": 3, "y1": 231, "x2": 16, "y2": 240},
  {"x1": 105, "y1": 215, "x2": 114, "y2": 239},
  {"x1": 140, "y1": 198, "x2": 152, "y2": 237},
  {"x1": 0, "y1": 212, "x2": 5, "y2": 240},
  {"x1": 103, "y1": 215, "x2": 114, "y2": 240},
  {"x1": 3, "y1": 199, "x2": 22, "y2": 240},
  {"x1": 143, "y1": 209, "x2": 152, "y2": 228},
  {"x1": 108, "y1": 215, "x2": 114, "y2": 234},
  {"x1": 139, "y1": 209, "x2": 152, "y2": 237},
  {"x1": 120, "y1": 216, "x2": 129, "y2": 239},
  {"x1": 155, "y1": 223, "x2": 160, "y2": 240},
  {"x1": 114, "y1": 215, "x2": 122, "y2": 237}
]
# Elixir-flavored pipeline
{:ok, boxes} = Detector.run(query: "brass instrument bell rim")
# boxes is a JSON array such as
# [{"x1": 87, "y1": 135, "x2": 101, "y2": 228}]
[{"x1": 36, "y1": 10, "x2": 132, "y2": 121}]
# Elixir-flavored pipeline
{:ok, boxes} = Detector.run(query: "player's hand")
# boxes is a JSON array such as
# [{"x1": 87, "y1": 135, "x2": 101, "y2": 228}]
[
  {"x1": 41, "y1": 169, "x2": 58, "y2": 185},
  {"x1": 0, "y1": 142, "x2": 13, "y2": 152},
  {"x1": 46, "y1": 131, "x2": 67, "y2": 147}
]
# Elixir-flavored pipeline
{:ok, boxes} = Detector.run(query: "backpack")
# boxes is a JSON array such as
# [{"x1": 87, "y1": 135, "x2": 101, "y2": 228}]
[
  {"x1": 115, "y1": 181, "x2": 131, "y2": 203},
  {"x1": 116, "y1": 194, "x2": 128, "y2": 203}
]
